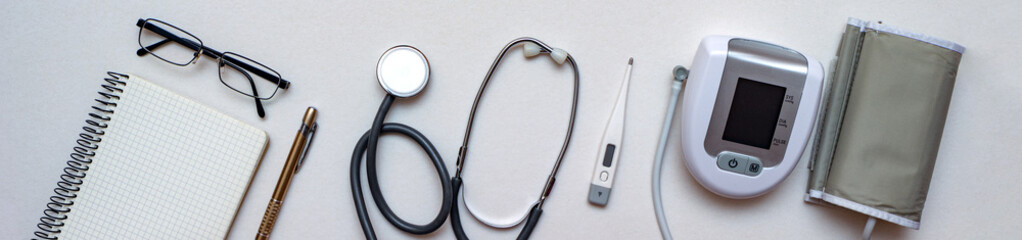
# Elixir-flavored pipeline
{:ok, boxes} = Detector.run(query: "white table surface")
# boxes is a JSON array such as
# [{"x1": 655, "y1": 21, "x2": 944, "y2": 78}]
[{"x1": 3, "y1": 1, "x2": 1021, "y2": 239}]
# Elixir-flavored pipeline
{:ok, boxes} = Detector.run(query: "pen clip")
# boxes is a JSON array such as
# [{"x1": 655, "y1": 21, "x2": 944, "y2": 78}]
[{"x1": 295, "y1": 122, "x2": 317, "y2": 174}]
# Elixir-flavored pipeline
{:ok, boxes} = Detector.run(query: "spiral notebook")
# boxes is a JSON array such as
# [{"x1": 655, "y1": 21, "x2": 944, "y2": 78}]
[{"x1": 33, "y1": 72, "x2": 269, "y2": 239}]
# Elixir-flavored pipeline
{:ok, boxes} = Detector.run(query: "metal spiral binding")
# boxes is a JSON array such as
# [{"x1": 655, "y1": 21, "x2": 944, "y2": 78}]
[{"x1": 33, "y1": 72, "x2": 128, "y2": 240}]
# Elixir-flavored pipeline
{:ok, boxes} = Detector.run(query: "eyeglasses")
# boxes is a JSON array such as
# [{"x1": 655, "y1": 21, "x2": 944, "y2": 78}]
[{"x1": 135, "y1": 18, "x2": 291, "y2": 118}]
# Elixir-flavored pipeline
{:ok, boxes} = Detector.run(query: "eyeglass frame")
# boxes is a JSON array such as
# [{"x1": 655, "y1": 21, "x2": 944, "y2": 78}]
[{"x1": 135, "y1": 18, "x2": 290, "y2": 117}]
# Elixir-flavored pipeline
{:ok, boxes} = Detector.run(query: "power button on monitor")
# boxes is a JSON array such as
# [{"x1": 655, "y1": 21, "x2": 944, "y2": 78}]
[{"x1": 716, "y1": 151, "x2": 748, "y2": 174}]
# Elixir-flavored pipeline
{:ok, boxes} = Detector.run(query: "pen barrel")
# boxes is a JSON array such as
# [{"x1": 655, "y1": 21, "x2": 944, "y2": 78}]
[
  {"x1": 271, "y1": 130, "x2": 307, "y2": 200},
  {"x1": 257, "y1": 107, "x2": 316, "y2": 240},
  {"x1": 256, "y1": 199, "x2": 283, "y2": 240},
  {"x1": 256, "y1": 128, "x2": 307, "y2": 239}
]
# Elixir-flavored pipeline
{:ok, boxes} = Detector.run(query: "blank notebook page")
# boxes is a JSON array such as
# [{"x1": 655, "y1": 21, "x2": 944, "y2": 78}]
[{"x1": 58, "y1": 74, "x2": 268, "y2": 239}]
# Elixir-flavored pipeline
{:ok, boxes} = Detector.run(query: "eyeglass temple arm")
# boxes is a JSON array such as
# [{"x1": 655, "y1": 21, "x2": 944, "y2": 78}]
[
  {"x1": 222, "y1": 60, "x2": 267, "y2": 118},
  {"x1": 136, "y1": 39, "x2": 173, "y2": 56},
  {"x1": 135, "y1": 19, "x2": 291, "y2": 90}
]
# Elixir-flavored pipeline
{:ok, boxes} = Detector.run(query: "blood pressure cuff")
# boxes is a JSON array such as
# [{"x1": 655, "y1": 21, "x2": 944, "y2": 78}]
[{"x1": 804, "y1": 18, "x2": 964, "y2": 229}]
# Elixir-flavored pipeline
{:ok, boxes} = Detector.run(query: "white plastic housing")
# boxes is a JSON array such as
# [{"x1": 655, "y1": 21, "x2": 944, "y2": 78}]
[{"x1": 680, "y1": 36, "x2": 823, "y2": 199}]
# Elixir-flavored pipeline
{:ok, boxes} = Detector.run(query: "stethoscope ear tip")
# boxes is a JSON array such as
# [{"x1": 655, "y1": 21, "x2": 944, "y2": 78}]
[
  {"x1": 550, "y1": 48, "x2": 568, "y2": 64},
  {"x1": 524, "y1": 42, "x2": 542, "y2": 58},
  {"x1": 522, "y1": 42, "x2": 568, "y2": 64}
]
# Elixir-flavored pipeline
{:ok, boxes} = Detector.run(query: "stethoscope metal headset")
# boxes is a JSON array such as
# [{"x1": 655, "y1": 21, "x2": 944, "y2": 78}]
[
  {"x1": 349, "y1": 37, "x2": 579, "y2": 240},
  {"x1": 451, "y1": 37, "x2": 579, "y2": 239}
]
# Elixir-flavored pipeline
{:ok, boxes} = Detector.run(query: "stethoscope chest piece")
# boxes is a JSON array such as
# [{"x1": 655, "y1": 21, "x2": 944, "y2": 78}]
[
  {"x1": 377, "y1": 45, "x2": 430, "y2": 98},
  {"x1": 352, "y1": 46, "x2": 452, "y2": 240}
]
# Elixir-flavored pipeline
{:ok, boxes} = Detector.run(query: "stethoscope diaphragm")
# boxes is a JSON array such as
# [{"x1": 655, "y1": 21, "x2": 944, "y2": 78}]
[{"x1": 377, "y1": 45, "x2": 429, "y2": 98}]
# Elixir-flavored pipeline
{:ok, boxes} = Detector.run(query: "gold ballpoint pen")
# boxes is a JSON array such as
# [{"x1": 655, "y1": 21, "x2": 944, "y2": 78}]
[{"x1": 256, "y1": 107, "x2": 318, "y2": 240}]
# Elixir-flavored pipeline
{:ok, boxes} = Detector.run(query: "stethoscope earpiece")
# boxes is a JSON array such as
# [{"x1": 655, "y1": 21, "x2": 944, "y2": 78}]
[
  {"x1": 523, "y1": 42, "x2": 542, "y2": 57},
  {"x1": 521, "y1": 42, "x2": 568, "y2": 64}
]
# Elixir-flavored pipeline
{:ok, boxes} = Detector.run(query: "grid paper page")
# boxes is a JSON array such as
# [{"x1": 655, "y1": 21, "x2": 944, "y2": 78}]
[{"x1": 58, "y1": 74, "x2": 268, "y2": 239}]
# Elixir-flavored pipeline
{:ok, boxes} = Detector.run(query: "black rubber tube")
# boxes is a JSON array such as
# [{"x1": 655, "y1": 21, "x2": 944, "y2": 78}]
[
  {"x1": 450, "y1": 177, "x2": 469, "y2": 240},
  {"x1": 515, "y1": 204, "x2": 544, "y2": 240},
  {"x1": 350, "y1": 95, "x2": 454, "y2": 240}
]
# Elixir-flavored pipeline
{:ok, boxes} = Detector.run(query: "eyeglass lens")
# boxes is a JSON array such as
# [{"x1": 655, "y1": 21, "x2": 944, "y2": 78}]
[
  {"x1": 219, "y1": 52, "x2": 282, "y2": 100},
  {"x1": 138, "y1": 19, "x2": 202, "y2": 66}
]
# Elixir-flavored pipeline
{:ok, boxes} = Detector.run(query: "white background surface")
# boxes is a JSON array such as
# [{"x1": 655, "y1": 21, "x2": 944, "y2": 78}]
[{"x1": 2, "y1": 1, "x2": 1020, "y2": 239}]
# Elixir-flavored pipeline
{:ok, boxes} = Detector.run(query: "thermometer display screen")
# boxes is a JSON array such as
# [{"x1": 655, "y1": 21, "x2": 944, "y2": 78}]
[{"x1": 722, "y1": 78, "x2": 786, "y2": 149}]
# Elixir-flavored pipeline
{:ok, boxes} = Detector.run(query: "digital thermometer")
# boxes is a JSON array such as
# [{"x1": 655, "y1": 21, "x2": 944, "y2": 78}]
[
  {"x1": 588, "y1": 58, "x2": 633, "y2": 206},
  {"x1": 680, "y1": 36, "x2": 823, "y2": 199}
]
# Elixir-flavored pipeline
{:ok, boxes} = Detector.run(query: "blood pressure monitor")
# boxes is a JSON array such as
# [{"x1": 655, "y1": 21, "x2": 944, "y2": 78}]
[{"x1": 680, "y1": 36, "x2": 823, "y2": 199}]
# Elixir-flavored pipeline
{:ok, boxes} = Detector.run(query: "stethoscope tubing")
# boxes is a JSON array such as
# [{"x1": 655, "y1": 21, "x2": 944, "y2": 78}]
[{"x1": 350, "y1": 95, "x2": 454, "y2": 240}]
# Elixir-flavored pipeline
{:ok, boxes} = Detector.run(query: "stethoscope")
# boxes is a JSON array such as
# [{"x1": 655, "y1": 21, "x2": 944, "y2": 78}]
[{"x1": 349, "y1": 37, "x2": 579, "y2": 240}]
